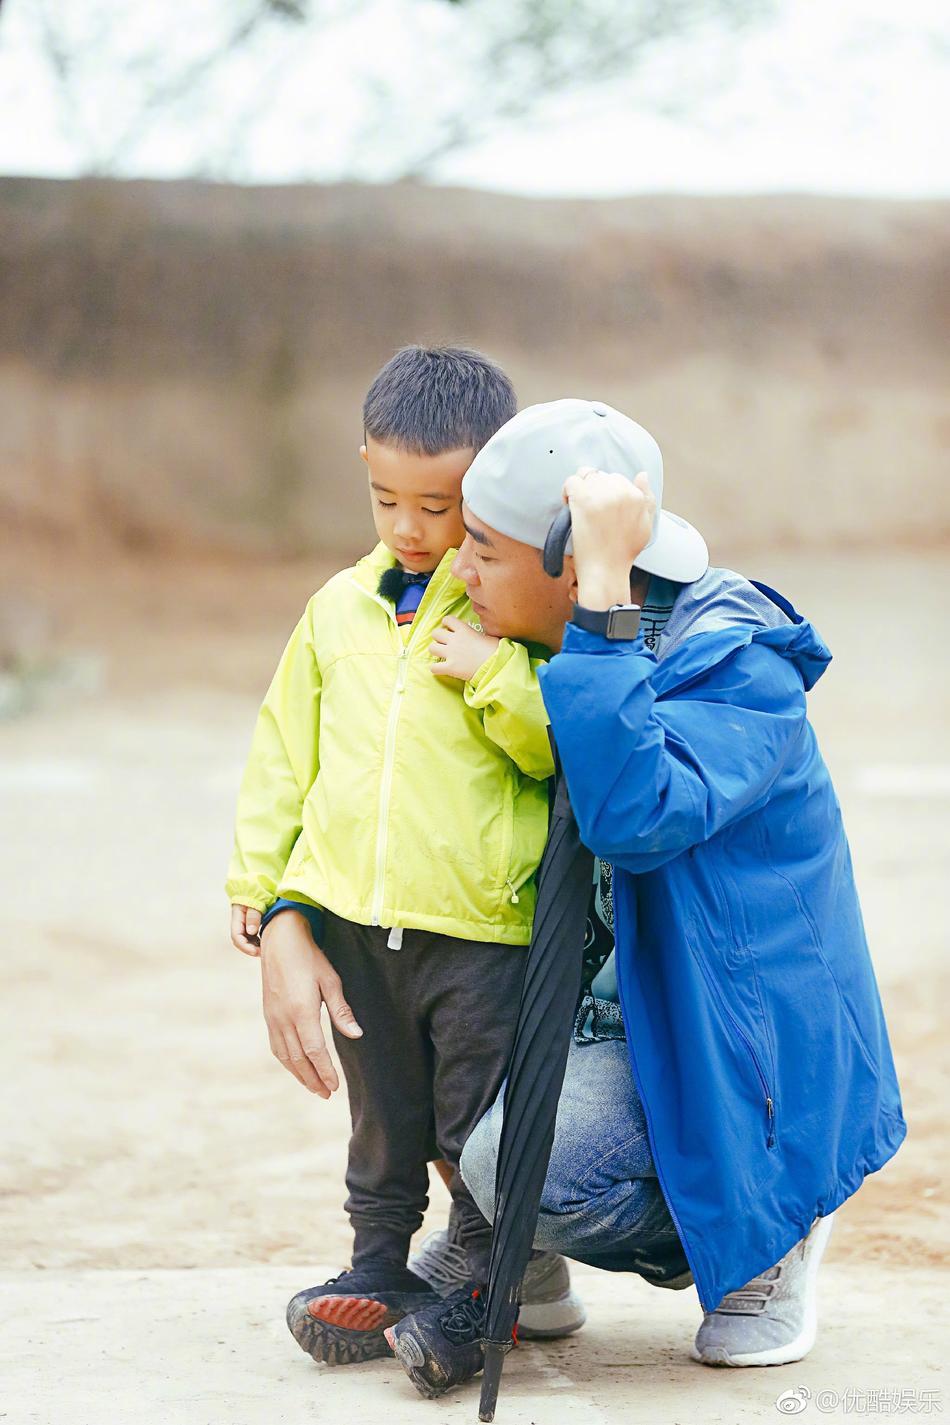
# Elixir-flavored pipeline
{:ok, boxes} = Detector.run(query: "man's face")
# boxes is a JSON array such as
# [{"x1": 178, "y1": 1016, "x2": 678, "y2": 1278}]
[
  {"x1": 451, "y1": 501, "x2": 576, "y2": 650},
  {"x1": 362, "y1": 436, "x2": 471, "y2": 574}
]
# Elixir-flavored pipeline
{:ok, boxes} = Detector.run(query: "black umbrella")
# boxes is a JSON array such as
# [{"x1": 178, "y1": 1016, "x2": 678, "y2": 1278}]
[{"x1": 478, "y1": 505, "x2": 595, "y2": 1421}]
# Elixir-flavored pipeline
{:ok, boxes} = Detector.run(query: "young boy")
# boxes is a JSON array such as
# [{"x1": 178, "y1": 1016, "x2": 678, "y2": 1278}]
[{"x1": 226, "y1": 346, "x2": 568, "y2": 1367}]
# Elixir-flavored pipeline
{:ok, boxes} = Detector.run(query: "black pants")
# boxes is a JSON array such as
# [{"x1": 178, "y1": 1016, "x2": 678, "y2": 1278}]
[{"x1": 322, "y1": 911, "x2": 526, "y2": 1278}]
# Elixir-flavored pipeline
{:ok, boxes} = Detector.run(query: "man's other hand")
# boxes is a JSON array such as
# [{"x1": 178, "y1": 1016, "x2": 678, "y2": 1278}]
[
  {"x1": 260, "y1": 910, "x2": 362, "y2": 1098},
  {"x1": 564, "y1": 467, "x2": 656, "y2": 610}
]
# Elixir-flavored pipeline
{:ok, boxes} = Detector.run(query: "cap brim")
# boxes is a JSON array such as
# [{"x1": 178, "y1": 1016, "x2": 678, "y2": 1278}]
[{"x1": 634, "y1": 509, "x2": 708, "y2": 584}]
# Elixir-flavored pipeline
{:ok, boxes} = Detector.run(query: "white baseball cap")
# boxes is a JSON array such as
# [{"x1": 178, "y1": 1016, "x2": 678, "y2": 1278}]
[{"x1": 462, "y1": 398, "x2": 709, "y2": 584}]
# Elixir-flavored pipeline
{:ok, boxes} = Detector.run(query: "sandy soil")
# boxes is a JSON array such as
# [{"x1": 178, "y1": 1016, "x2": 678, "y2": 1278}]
[
  {"x1": 0, "y1": 544, "x2": 946, "y2": 1417},
  {"x1": 1, "y1": 1263, "x2": 946, "y2": 1425}
]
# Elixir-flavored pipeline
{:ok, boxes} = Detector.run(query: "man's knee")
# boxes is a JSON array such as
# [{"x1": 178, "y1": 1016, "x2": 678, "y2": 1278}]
[
  {"x1": 459, "y1": 1113, "x2": 499, "y2": 1223},
  {"x1": 531, "y1": 1209, "x2": 579, "y2": 1254},
  {"x1": 460, "y1": 1124, "x2": 579, "y2": 1255}
]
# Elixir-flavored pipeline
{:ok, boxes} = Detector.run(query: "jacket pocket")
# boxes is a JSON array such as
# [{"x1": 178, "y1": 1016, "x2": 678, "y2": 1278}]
[
  {"x1": 496, "y1": 767, "x2": 515, "y2": 894},
  {"x1": 709, "y1": 830, "x2": 750, "y2": 963},
  {"x1": 499, "y1": 773, "x2": 549, "y2": 910},
  {"x1": 752, "y1": 820, "x2": 879, "y2": 1084},
  {"x1": 692, "y1": 942, "x2": 777, "y2": 1149}
]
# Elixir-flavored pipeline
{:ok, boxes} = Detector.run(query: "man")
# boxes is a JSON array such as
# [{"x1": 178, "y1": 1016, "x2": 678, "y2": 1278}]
[{"x1": 385, "y1": 398, "x2": 906, "y2": 1397}]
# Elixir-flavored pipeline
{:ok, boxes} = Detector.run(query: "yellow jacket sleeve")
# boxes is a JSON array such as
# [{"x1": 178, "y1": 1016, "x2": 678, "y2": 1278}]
[
  {"x1": 225, "y1": 599, "x2": 322, "y2": 913},
  {"x1": 463, "y1": 638, "x2": 555, "y2": 782}
]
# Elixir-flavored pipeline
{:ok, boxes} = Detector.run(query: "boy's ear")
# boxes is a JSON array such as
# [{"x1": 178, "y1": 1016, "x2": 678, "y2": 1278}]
[{"x1": 359, "y1": 444, "x2": 369, "y2": 465}]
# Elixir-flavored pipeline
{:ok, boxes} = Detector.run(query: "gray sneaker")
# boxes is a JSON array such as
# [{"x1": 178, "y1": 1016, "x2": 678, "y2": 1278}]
[
  {"x1": 408, "y1": 1229, "x2": 586, "y2": 1339},
  {"x1": 692, "y1": 1214, "x2": 834, "y2": 1367}
]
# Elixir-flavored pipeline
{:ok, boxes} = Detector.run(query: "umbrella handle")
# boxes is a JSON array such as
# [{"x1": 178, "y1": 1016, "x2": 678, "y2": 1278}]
[
  {"x1": 542, "y1": 505, "x2": 572, "y2": 578},
  {"x1": 478, "y1": 1341, "x2": 512, "y2": 1422}
]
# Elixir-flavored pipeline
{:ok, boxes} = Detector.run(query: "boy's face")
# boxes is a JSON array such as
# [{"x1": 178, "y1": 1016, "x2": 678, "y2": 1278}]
[{"x1": 362, "y1": 436, "x2": 471, "y2": 575}]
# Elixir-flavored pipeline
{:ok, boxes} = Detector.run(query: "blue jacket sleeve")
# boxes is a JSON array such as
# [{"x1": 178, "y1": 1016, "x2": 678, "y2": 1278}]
[
  {"x1": 260, "y1": 897, "x2": 326, "y2": 944},
  {"x1": 537, "y1": 624, "x2": 806, "y2": 873}
]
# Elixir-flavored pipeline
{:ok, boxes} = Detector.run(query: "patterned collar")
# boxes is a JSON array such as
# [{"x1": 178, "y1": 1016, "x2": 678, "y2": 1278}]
[{"x1": 377, "y1": 565, "x2": 433, "y2": 601}]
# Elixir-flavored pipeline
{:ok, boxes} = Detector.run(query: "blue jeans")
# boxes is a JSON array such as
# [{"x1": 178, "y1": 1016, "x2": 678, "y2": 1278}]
[{"x1": 459, "y1": 1037, "x2": 692, "y2": 1285}]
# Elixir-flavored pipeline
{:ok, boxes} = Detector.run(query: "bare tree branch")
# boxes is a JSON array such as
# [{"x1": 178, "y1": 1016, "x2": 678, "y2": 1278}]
[
  {"x1": 15, "y1": 0, "x2": 776, "y2": 179},
  {"x1": 388, "y1": 0, "x2": 775, "y2": 178}
]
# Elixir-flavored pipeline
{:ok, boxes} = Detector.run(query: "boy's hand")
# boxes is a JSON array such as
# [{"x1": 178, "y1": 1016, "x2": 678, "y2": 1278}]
[
  {"x1": 259, "y1": 910, "x2": 362, "y2": 1098},
  {"x1": 231, "y1": 903, "x2": 262, "y2": 957},
  {"x1": 430, "y1": 616, "x2": 500, "y2": 682}
]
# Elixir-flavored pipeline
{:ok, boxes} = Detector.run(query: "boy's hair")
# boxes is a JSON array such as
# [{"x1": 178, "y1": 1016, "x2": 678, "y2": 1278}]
[{"x1": 363, "y1": 345, "x2": 516, "y2": 456}]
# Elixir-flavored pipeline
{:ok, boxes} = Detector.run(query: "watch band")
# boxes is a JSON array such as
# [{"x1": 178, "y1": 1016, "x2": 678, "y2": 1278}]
[{"x1": 571, "y1": 602, "x2": 642, "y2": 639}]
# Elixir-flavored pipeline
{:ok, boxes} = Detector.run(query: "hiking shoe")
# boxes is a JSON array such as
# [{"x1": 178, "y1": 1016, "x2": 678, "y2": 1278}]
[
  {"x1": 516, "y1": 1249, "x2": 587, "y2": 1338},
  {"x1": 385, "y1": 1281, "x2": 496, "y2": 1398},
  {"x1": 286, "y1": 1262, "x2": 437, "y2": 1367},
  {"x1": 692, "y1": 1214, "x2": 835, "y2": 1367},
  {"x1": 409, "y1": 1229, "x2": 586, "y2": 1339}
]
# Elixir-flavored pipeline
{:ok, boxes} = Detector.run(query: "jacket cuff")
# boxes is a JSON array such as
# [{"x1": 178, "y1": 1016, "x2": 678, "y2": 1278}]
[
  {"x1": 226, "y1": 884, "x2": 271, "y2": 914},
  {"x1": 559, "y1": 621, "x2": 648, "y2": 656},
  {"x1": 465, "y1": 637, "x2": 518, "y2": 700},
  {"x1": 260, "y1": 897, "x2": 326, "y2": 943}
]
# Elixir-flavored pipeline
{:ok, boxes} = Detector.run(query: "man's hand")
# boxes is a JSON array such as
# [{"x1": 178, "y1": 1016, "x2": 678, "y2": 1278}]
[
  {"x1": 231, "y1": 903, "x2": 262, "y2": 957},
  {"x1": 430, "y1": 616, "x2": 500, "y2": 681},
  {"x1": 260, "y1": 911, "x2": 363, "y2": 1098},
  {"x1": 564, "y1": 467, "x2": 656, "y2": 610}
]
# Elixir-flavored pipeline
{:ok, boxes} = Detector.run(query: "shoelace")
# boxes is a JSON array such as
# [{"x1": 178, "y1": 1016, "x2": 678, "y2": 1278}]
[
  {"x1": 440, "y1": 1289, "x2": 486, "y2": 1344},
  {"x1": 414, "y1": 1237, "x2": 471, "y2": 1290},
  {"x1": 715, "y1": 1263, "x2": 782, "y2": 1315}
]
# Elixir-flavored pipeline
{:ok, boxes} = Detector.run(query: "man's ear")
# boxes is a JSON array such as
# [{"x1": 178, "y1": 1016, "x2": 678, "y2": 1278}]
[
  {"x1": 564, "y1": 554, "x2": 579, "y2": 605},
  {"x1": 359, "y1": 444, "x2": 369, "y2": 465},
  {"x1": 629, "y1": 568, "x2": 651, "y2": 604}
]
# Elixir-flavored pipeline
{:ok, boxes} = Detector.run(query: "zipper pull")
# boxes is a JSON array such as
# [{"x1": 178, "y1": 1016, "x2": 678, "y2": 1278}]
[
  {"x1": 766, "y1": 1096, "x2": 775, "y2": 1148},
  {"x1": 506, "y1": 879, "x2": 520, "y2": 905},
  {"x1": 387, "y1": 926, "x2": 404, "y2": 951}
]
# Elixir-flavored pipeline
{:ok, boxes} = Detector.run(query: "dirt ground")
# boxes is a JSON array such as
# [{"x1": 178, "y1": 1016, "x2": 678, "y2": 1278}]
[{"x1": 1, "y1": 543, "x2": 947, "y2": 1419}]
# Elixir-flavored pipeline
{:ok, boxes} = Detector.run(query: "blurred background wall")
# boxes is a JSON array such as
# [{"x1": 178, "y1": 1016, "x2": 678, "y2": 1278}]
[
  {"x1": 0, "y1": 0, "x2": 946, "y2": 569},
  {"x1": 0, "y1": 179, "x2": 946, "y2": 563}
]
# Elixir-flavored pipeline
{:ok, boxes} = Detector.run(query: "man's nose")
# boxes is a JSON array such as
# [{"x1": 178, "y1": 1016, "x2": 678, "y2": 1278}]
[{"x1": 452, "y1": 537, "x2": 479, "y2": 585}]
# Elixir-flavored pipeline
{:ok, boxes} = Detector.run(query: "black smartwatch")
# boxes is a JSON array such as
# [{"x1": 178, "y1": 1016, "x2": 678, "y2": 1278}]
[{"x1": 571, "y1": 602, "x2": 642, "y2": 640}]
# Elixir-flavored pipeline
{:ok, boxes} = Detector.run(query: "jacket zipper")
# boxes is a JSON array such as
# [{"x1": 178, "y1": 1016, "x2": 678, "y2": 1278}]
[
  {"x1": 367, "y1": 560, "x2": 460, "y2": 930},
  {"x1": 606, "y1": 871, "x2": 708, "y2": 1303},
  {"x1": 371, "y1": 645, "x2": 410, "y2": 927},
  {"x1": 616, "y1": 968, "x2": 707, "y2": 1307},
  {"x1": 694, "y1": 947, "x2": 776, "y2": 1148}
]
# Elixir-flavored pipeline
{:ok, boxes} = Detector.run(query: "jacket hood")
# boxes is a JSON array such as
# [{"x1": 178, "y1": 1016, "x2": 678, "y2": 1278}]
[{"x1": 655, "y1": 567, "x2": 832, "y2": 694}]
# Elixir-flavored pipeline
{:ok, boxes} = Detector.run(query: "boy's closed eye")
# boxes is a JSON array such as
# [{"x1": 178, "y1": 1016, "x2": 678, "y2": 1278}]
[{"x1": 376, "y1": 500, "x2": 451, "y2": 516}]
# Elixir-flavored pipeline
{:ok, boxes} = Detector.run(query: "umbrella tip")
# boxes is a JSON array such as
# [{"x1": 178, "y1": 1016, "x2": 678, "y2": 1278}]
[{"x1": 478, "y1": 1342, "x2": 507, "y2": 1422}]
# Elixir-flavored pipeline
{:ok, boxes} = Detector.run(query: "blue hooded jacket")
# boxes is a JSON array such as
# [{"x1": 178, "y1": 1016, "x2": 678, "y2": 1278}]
[{"x1": 537, "y1": 567, "x2": 906, "y2": 1312}]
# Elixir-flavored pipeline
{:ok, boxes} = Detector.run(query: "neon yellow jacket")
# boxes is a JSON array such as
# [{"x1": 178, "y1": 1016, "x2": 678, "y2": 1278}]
[{"x1": 225, "y1": 543, "x2": 553, "y2": 945}]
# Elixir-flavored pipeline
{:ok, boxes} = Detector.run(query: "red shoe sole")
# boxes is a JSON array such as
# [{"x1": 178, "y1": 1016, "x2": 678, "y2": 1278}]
[{"x1": 307, "y1": 1295, "x2": 398, "y2": 1332}]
